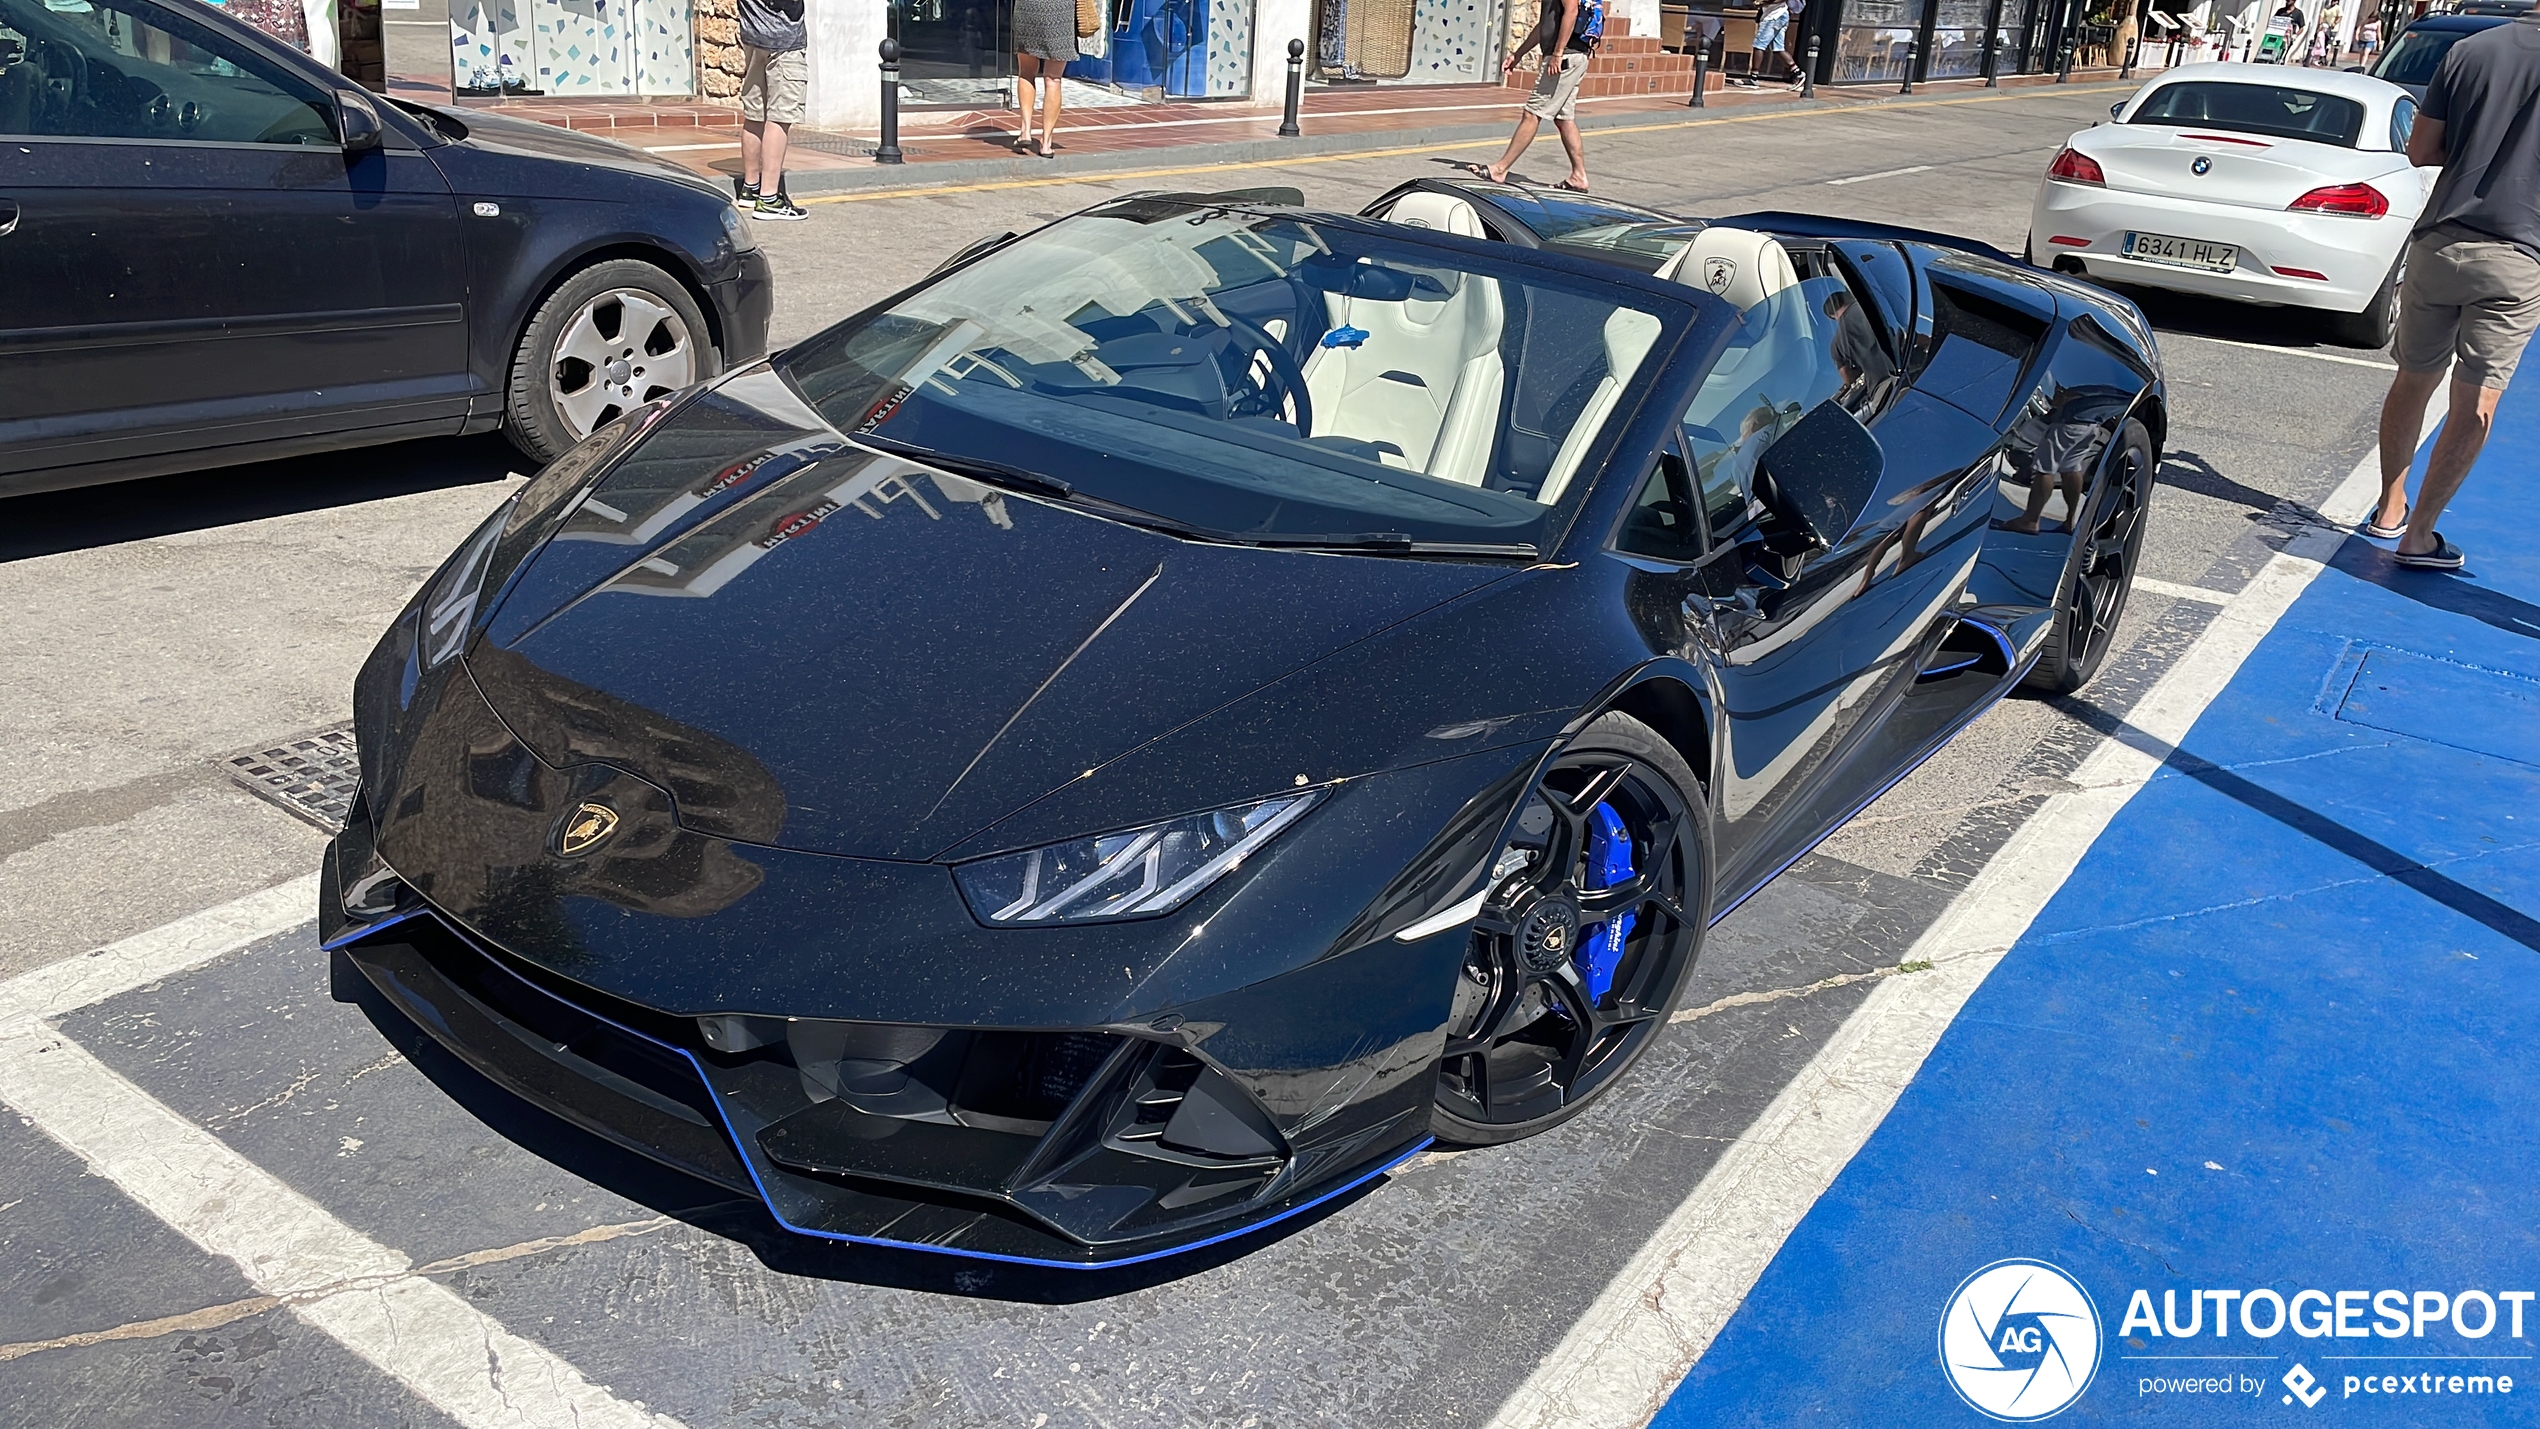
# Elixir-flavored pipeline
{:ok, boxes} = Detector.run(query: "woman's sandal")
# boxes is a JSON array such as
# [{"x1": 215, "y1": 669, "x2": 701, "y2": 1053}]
[
  {"x1": 2361, "y1": 505, "x2": 2408, "y2": 540},
  {"x1": 2392, "y1": 533, "x2": 2466, "y2": 570}
]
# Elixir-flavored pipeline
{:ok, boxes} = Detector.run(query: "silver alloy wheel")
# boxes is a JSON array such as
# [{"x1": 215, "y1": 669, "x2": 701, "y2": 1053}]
[{"x1": 548, "y1": 288, "x2": 696, "y2": 440}]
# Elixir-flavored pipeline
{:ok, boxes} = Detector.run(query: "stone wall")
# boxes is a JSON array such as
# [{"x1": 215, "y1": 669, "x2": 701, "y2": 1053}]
[{"x1": 695, "y1": 0, "x2": 747, "y2": 101}]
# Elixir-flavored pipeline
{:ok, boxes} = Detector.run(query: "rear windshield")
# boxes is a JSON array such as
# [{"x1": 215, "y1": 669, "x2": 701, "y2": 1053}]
[
  {"x1": 2128, "y1": 81, "x2": 2367, "y2": 146},
  {"x1": 777, "y1": 202, "x2": 1694, "y2": 550},
  {"x1": 2374, "y1": 25, "x2": 2468, "y2": 88}
]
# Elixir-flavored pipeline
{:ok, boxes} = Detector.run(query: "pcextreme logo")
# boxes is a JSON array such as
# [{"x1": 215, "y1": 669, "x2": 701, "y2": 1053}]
[{"x1": 1940, "y1": 1259, "x2": 2105, "y2": 1421}]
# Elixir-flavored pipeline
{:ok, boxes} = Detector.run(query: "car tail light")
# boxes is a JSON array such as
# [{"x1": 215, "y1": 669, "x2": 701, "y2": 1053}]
[
  {"x1": 2272, "y1": 265, "x2": 2329, "y2": 280},
  {"x1": 2047, "y1": 148, "x2": 2106, "y2": 186},
  {"x1": 2289, "y1": 182, "x2": 2389, "y2": 218},
  {"x1": 2049, "y1": 235, "x2": 2092, "y2": 247}
]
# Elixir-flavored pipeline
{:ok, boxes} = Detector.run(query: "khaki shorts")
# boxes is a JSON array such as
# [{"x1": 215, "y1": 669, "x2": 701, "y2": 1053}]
[
  {"x1": 1524, "y1": 50, "x2": 1590, "y2": 122},
  {"x1": 741, "y1": 46, "x2": 807, "y2": 125},
  {"x1": 2394, "y1": 223, "x2": 2540, "y2": 389}
]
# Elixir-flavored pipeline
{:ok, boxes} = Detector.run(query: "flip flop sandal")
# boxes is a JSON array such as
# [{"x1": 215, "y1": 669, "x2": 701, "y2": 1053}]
[
  {"x1": 2391, "y1": 532, "x2": 2466, "y2": 570},
  {"x1": 1012, "y1": 137, "x2": 1035, "y2": 152},
  {"x1": 2361, "y1": 506, "x2": 2408, "y2": 540},
  {"x1": 1456, "y1": 162, "x2": 1505, "y2": 182},
  {"x1": 1555, "y1": 180, "x2": 1591, "y2": 193}
]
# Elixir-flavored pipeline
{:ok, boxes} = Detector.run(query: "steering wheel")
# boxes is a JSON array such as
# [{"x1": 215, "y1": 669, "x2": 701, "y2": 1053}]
[
  {"x1": 28, "y1": 39, "x2": 85, "y2": 132},
  {"x1": 1218, "y1": 311, "x2": 1313, "y2": 437}
]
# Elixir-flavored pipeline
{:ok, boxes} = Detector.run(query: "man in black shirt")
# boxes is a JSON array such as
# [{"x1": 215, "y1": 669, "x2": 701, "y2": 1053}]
[
  {"x1": 1459, "y1": 0, "x2": 1596, "y2": 192},
  {"x1": 2367, "y1": 15, "x2": 2540, "y2": 568}
]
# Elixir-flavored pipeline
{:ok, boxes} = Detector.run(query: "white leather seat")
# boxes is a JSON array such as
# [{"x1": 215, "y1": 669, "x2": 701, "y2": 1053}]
[
  {"x1": 1658, "y1": 225, "x2": 1802, "y2": 309},
  {"x1": 1302, "y1": 206, "x2": 1507, "y2": 486},
  {"x1": 1537, "y1": 307, "x2": 1666, "y2": 506},
  {"x1": 1384, "y1": 189, "x2": 1492, "y2": 239}
]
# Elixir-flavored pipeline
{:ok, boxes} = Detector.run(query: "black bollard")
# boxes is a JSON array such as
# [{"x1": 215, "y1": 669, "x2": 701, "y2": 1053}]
[
  {"x1": 2120, "y1": 35, "x2": 2137, "y2": 77},
  {"x1": 1980, "y1": 21, "x2": 1999, "y2": 85},
  {"x1": 1899, "y1": 34, "x2": 1916, "y2": 93},
  {"x1": 2057, "y1": 36, "x2": 2076, "y2": 80},
  {"x1": 1279, "y1": 39, "x2": 1304, "y2": 136},
  {"x1": 876, "y1": 37, "x2": 904, "y2": 164},
  {"x1": 1689, "y1": 31, "x2": 1708, "y2": 106},
  {"x1": 1802, "y1": 32, "x2": 1817, "y2": 97}
]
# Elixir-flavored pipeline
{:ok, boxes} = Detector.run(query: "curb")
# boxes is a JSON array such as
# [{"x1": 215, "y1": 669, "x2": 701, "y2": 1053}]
[{"x1": 778, "y1": 78, "x2": 2134, "y2": 198}]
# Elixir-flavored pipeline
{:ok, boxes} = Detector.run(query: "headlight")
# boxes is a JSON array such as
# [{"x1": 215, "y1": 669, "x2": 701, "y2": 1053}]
[
  {"x1": 955, "y1": 793, "x2": 1320, "y2": 925},
  {"x1": 420, "y1": 499, "x2": 513, "y2": 669},
  {"x1": 719, "y1": 202, "x2": 759, "y2": 254}
]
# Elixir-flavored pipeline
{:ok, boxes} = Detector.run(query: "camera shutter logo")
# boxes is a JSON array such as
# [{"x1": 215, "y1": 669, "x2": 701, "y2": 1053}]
[{"x1": 1938, "y1": 1259, "x2": 2103, "y2": 1421}]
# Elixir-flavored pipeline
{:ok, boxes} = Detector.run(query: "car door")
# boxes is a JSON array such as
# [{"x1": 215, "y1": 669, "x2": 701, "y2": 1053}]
[{"x1": 0, "y1": 0, "x2": 469, "y2": 492}]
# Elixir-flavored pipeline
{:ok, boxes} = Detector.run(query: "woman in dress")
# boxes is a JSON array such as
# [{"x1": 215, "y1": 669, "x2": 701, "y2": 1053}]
[{"x1": 1012, "y1": 0, "x2": 1076, "y2": 157}]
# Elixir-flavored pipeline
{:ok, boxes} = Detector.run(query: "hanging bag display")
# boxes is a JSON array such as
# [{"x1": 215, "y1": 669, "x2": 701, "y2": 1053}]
[{"x1": 1077, "y1": 0, "x2": 1102, "y2": 40}]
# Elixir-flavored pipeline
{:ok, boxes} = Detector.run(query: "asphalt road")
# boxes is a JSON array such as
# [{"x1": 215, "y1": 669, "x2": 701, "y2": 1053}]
[{"x1": 0, "y1": 83, "x2": 2416, "y2": 1428}]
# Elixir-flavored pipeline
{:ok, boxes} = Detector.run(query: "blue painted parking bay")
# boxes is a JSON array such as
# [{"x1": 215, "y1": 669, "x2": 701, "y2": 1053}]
[{"x1": 1657, "y1": 390, "x2": 2540, "y2": 1424}]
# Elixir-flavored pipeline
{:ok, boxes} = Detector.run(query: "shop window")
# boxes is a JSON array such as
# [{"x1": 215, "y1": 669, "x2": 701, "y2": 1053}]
[
  {"x1": 451, "y1": 0, "x2": 693, "y2": 97},
  {"x1": 1832, "y1": 0, "x2": 1926, "y2": 81},
  {"x1": 0, "y1": 0, "x2": 337, "y2": 143}
]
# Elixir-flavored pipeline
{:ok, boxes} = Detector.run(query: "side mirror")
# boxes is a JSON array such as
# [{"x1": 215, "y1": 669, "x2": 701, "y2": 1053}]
[
  {"x1": 2109, "y1": 101, "x2": 2125, "y2": 119},
  {"x1": 338, "y1": 89, "x2": 383, "y2": 152},
  {"x1": 1753, "y1": 400, "x2": 1885, "y2": 554}
]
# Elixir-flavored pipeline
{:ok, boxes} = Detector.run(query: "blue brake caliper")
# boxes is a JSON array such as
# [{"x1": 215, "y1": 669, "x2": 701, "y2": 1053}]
[{"x1": 1576, "y1": 802, "x2": 1636, "y2": 1003}]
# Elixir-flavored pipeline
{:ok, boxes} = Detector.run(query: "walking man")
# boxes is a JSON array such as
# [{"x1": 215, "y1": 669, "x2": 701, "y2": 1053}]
[
  {"x1": 736, "y1": 0, "x2": 809, "y2": 220},
  {"x1": 1461, "y1": 0, "x2": 1600, "y2": 192},
  {"x1": 2366, "y1": 13, "x2": 2540, "y2": 570}
]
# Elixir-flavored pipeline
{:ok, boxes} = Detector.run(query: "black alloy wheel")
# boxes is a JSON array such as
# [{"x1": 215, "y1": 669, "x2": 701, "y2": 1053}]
[
  {"x1": 2025, "y1": 417, "x2": 2154, "y2": 695},
  {"x1": 1432, "y1": 713, "x2": 1708, "y2": 1146}
]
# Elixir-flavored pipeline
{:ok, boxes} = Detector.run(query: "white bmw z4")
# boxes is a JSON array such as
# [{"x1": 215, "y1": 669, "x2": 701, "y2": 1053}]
[{"x1": 2026, "y1": 63, "x2": 2434, "y2": 346}]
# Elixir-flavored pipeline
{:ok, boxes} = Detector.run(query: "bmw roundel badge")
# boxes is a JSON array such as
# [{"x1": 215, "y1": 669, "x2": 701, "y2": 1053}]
[{"x1": 2192, "y1": 156, "x2": 2212, "y2": 175}]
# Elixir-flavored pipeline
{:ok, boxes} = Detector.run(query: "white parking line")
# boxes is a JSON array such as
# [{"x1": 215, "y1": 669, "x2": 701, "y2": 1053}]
[
  {"x1": 2132, "y1": 576, "x2": 2234, "y2": 605},
  {"x1": 1825, "y1": 163, "x2": 1933, "y2": 185},
  {"x1": 2168, "y1": 331, "x2": 2399, "y2": 370},
  {"x1": 1483, "y1": 395, "x2": 2446, "y2": 1429},
  {"x1": 0, "y1": 876, "x2": 684, "y2": 1429}
]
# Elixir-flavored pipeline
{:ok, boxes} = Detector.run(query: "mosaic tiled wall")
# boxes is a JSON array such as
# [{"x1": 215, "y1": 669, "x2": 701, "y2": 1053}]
[
  {"x1": 449, "y1": 0, "x2": 694, "y2": 95},
  {"x1": 1404, "y1": 0, "x2": 1492, "y2": 80},
  {"x1": 1203, "y1": 0, "x2": 1253, "y2": 96}
]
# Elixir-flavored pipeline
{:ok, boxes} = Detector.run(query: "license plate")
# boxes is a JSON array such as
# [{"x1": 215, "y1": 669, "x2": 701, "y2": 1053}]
[{"x1": 2123, "y1": 231, "x2": 2238, "y2": 273}]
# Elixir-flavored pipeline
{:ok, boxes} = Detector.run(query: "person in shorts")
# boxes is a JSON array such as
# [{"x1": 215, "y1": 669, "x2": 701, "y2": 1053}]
[
  {"x1": 1736, "y1": 0, "x2": 1787, "y2": 87},
  {"x1": 1461, "y1": 0, "x2": 1596, "y2": 193},
  {"x1": 2366, "y1": 13, "x2": 2540, "y2": 569},
  {"x1": 736, "y1": 0, "x2": 808, "y2": 220}
]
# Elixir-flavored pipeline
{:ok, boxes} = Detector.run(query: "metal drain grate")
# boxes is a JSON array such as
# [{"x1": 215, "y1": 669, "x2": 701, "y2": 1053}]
[{"x1": 221, "y1": 724, "x2": 361, "y2": 832}]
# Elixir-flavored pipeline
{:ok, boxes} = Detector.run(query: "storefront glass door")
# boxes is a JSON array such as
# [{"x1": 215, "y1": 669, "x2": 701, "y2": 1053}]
[
  {"x1": 1925, "y1": 0, "x2": 1986, "y2": 74},
  {"x1": 1832, "y1": 0, "x2": 1926, "y2": 80},
  {"x1": 894, "y1": 0, "x2": 1011, "y2": 105}
]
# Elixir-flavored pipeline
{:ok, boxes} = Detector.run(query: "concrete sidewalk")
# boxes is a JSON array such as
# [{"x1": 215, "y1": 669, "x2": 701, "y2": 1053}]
[{"x1": 1636, "y1": 384, "x2": 2540, "y2": 1422}]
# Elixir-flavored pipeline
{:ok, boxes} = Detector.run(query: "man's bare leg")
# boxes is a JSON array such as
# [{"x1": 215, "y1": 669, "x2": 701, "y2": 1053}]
[
  {"x1": 2372, "y1": 365, "x2": 2443, "y2": 533},
  {"x1": 760, "y1": 120, "x2": 790, "y2": 194},
  {"x1": 1478, "y1": 114, "x2": 1542, "y2": 182},
  {"x1": 1553, "y1": 116, "x2": 1586, "y2": 189},
  {"x1": 741, "y1": 117, "x2": 764, "y2": 190},
  {"x1": 2399, "y1": 376, "x2": 2503, "y2": 558}
]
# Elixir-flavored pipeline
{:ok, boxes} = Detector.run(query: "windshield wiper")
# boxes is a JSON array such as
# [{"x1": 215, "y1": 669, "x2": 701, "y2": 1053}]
[{"x1": 856, "y1": 436, "x2": 1076, "y2": 501}]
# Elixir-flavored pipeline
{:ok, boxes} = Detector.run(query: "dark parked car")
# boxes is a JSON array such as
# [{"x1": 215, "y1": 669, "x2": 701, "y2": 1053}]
[
  {"x1": 0, "y1": 0, "x2": 771, "y2": 496},
  {"x1": 325, "y1": 187, "x2": 2164, "y2": 1268},
  {"x1": 2368, "y1": 11, "x2": 2514, "y2": 99}
]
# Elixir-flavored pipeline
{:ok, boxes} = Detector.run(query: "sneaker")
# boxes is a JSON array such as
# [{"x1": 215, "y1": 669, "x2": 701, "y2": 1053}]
[
  {"x1": 732, "y1": 177, "x2": 758, "y2": 208},
  {"x1": 752, "y1": 190, "x2": 808, "y2": 222}
]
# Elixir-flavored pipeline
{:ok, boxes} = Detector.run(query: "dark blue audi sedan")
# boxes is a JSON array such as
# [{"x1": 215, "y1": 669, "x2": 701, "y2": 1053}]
[{"x1": 0, "y1": 0, "x2": 772, "y2": 496}]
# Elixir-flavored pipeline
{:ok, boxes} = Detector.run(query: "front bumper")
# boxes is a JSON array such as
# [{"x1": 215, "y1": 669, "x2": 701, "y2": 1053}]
[
  {"x1": 2029, "y1": 179, "x2": 2407, "y2": 314},
  {"x1": 327, "y1": 901, "x2": 1433, "y2": 1267},
  {"x1": 713, "y1": 248, "x2": 776, "y2": 366}
]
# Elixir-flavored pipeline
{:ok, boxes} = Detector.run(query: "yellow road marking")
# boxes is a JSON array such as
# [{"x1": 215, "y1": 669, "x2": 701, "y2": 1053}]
[{"x1": 801, "y1": 85, "x2": 2126, "y2": 205}]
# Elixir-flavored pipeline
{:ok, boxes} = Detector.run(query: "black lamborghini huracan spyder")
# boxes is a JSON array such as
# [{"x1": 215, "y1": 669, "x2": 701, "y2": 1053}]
[{"x1": 323, "y1": 183, "x2": 2165, "y2": 1268}]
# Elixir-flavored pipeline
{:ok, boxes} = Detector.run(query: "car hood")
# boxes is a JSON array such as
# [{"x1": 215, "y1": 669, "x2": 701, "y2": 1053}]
[
  {"x1": 467, "y1": 368, "x2": 1521, "y2": 862},
  {"x1": 427, "y1": 103, "x2": 724, "y2": 199}
]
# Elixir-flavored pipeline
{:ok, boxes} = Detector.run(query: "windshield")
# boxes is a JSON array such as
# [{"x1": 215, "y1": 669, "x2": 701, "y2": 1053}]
[
  {"x1": 2128, "y1": 80, "x2": 2366, "y2": 145},
  {"x1": 778, "y1": 202, "x2": 1692, "y2": 550},
  {"x1": 2375, "y1": 25, "x2": 2468, "y2": 88}
]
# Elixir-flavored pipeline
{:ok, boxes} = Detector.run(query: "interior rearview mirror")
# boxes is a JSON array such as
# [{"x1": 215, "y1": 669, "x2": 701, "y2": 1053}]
[
  {"x1": 1299, "y1": 256, "x2": 1431, "y2": 301},
  {"x1": 1753, "y1": 400, "x2": 1886, "y2": 555},
  {"x1": 338, "y1": 89, "x2": 383, "y2": 152}
]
